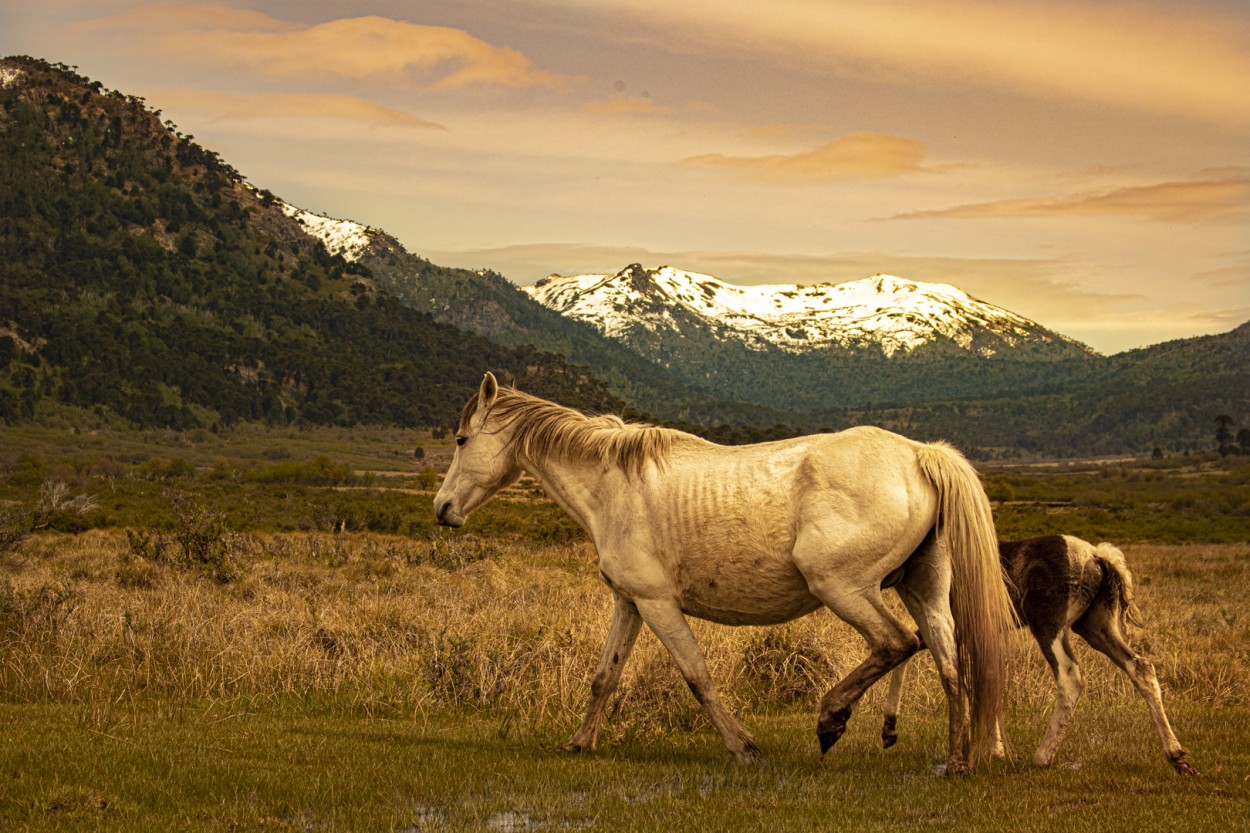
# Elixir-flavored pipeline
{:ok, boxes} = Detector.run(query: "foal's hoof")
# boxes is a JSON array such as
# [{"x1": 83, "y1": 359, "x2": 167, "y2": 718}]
[
  {"x1": 943, "y1": 758, "x2": 971, "y2": 777},
  {"x1": 817, "y1": 707, "x2": 852, "y2": 755},
  {"x1": 881, "y1": 715, "x2": 899, "y2": 749},
  {"x1": 732, "y1": 738, "x2": 763, "y2": 765}
]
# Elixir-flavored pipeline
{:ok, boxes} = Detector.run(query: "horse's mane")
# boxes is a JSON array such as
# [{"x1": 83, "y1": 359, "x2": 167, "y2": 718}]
[{"x1": 459, "y1": 386, "x2": 691, "y2": 476}]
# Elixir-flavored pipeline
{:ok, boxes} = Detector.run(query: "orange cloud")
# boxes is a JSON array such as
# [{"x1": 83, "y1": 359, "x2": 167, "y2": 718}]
[
  {"x1": 889, "y1": 175, "x2": 1250, "y2": 224},
  {"x1": 549, "y1": 0, "x2": 1250, "y2": 127},
  {"x1": 682, "y1": 133, "x2": 926, "y2": 183},
  {"x1": 79, "y1": 4, "x2": 575, "y2": 89},
  {"x1": 159, "y1": 89, "x2": 446, "y2": 129}
]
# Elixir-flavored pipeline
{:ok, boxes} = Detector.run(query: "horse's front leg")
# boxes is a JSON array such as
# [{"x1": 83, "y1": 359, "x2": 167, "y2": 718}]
[
  {"x1": 558, "y1": 593, "x2": 642, "y2": 753},
  {"x1": 634, "y1": 598, "x2": 762, "y2": 764},
  {"x1": 808, "y1": 587, "x2": 920, "y2": 758}
]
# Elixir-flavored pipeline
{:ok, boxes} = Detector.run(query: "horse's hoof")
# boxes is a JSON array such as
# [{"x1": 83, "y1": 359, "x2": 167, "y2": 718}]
[{"x1": 817, "y1": 707, "x2": 852, "y2": 755}]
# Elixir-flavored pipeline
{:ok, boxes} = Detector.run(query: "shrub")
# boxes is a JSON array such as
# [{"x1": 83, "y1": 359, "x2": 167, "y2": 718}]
[
  {"x1": 124, "y1": 491, "x2": 249, "y2": 583},
  {"x1": 415, "y1": 466, "x2": 439, "y2": 491},
  {"x1": 738, "y1": 626, "x2": 830, "y2": 706},
  {"x1": 1, "y1": 480, "x2": 98, "y2": 550},
  {"x1": 243, "y1": 455, "x2": 356, "y2": 486},
  {"x1": 0, "y1": 507, "x2": 29, "y2": 555},
  {"x1": 136, "y1": 456, "x2": 196, "y2": 480}
]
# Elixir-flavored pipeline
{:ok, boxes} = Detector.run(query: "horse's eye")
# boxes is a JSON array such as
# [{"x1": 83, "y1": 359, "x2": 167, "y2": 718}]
[{"x1": 455, "y1": 436, "x2": 467, "y2": 447}]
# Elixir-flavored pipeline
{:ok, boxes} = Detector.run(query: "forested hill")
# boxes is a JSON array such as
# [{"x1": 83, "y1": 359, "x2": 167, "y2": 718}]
[{"x1": 0, "y1": 56, "x2": 622, "y2": 429}]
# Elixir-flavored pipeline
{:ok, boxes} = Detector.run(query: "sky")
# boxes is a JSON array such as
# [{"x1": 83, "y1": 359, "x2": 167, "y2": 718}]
[{"x1": 3, "y1": 0, "x2": 1249, "y2": 354}]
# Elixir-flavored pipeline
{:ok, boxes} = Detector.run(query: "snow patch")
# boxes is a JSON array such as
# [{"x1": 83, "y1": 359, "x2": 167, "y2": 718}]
[{"x1": 278, "y1": 201, "x2": 377, "y2": 261}]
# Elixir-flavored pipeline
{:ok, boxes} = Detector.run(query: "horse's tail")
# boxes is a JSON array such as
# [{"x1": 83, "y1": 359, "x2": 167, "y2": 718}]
[
  {"x1": 916, "y1": 442, "x2": 1017, "y2": 766},
  {"x1": 1093, "y1": 541, "x2": 1142, "y2": 628}
]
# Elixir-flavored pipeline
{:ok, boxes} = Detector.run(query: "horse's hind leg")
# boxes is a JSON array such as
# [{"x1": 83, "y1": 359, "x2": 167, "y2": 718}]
[
  {"x1": 633, "y1": 597, "x2": 761, "y2": 764},
  {"x1": 1033, "y1": 630, "x2": 1084, "y2": 767},
  {"x1": 895, "y1": 563, "x2": 973, "y2": 772},
  {"x1": 558, "y1": 593, "x2": 643, "y2": 753},
  {"x1": 1072, "y1": 606, "x2": 1198, "y2": 775}
]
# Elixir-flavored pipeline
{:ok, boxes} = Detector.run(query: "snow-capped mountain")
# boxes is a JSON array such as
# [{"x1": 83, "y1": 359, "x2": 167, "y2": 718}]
[{"x1": 526, "y1": 265, "x2": 1093, "y2": 359}]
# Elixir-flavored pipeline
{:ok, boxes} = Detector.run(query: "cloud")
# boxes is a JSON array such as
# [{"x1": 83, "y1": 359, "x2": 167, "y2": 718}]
[
  {"x1": 743, "y1": 123, "x2": 833, "y2": 143},
  {"x1": 682, "y1": 133, "x2": 926, "y2": 183},
  {"x1": 583, "y1": 93, "x2": 673, "y2": 115},
  {"x1": 539, "y1": 0, "x2": 1250, "y2": 127},
  {"x1": 1188, "y1": 250, "x2": 1250, "y2": 289},
  {"x1": 77, "y1": 4, "x2": 576, "y2": 89},
  {"x1": 887, "y1": 175, "x2": 1250, "y2": 223},
  {"x1": 155, "y1": 89, "x2": 447, "y2": 129}
]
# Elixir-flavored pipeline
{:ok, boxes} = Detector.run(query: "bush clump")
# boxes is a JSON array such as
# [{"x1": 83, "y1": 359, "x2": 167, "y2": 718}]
[{"x1": 122, "y1": 491, "x2": 250, "y2": 583}]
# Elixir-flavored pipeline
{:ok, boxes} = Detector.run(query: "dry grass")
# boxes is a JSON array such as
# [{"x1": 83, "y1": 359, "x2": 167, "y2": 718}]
[
  {"x1": 2, "y1": 531, "x2": 1246, "y2": 742},
  {"x1": 3, "y1": 532, "x2": 1248, "y2": 832}
]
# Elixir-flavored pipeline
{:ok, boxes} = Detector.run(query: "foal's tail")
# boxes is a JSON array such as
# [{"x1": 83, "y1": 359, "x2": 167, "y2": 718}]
[
  {"x1": 916, "y1": 442, "x2": 1017, "y2": 766},
  {"x1": 1093, "y1": 542, "x2": 1142, "y2": 628}
]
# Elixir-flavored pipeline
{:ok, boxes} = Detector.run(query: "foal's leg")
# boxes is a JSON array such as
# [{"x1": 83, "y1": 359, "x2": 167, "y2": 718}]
[
  {"x1": 558, "y1": 593, "x2": 643, "y2": 753},
  {"x1": 1032, "y1": 630, "x2": 1084, "y2": 767},
  {"x1": 633, "y1": 598, "x2": 761, "y2": 763},
  {"x1": 1072, "y1": 608, "x2": 1198, "y2": 775}
]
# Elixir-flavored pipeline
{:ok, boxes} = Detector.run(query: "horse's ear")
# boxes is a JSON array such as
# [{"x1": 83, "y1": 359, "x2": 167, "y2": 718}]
[{"x1": 479, "y1": 371, "x2": 499, "y2": 411}]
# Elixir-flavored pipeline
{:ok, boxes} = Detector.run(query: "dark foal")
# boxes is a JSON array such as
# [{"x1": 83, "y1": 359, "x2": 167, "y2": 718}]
[{"x1": 881, "y1": 535, "x2": 1197, "y2": 775}]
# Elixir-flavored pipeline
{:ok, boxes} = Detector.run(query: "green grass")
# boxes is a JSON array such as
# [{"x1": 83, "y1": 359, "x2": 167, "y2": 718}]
[
  {"x1": 984, "y1": 455, "x2": 1250, "y2": 543},
  {"x1": 2, "y1": 702, "x2": 1246, "y2": 832}
]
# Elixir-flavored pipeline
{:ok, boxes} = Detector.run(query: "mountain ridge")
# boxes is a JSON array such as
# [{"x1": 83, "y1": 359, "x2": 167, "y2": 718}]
[{"x1": 527, "y1": 264, "x2": 1095, "y2": 360}]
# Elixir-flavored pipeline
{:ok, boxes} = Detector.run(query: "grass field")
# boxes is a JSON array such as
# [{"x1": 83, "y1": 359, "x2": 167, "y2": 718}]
[{"x1": 1, "y1": 425, "x2": 1248, "y2": 831}]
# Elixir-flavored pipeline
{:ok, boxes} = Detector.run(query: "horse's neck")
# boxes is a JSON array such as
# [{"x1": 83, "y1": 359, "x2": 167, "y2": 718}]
[{"x1": 519, "y1": 450, "x2": 618, "y2": 538}]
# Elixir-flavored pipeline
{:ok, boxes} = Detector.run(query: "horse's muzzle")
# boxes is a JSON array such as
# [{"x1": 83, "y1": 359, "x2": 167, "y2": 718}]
[{"x1": 434, "y1": 498, "x2": 464, "y2": 527}]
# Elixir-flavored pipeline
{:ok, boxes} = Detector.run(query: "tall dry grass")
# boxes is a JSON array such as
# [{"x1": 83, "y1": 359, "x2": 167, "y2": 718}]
[{"x1": 1, "y1": 531, "x2": 1246, "y2": 742}]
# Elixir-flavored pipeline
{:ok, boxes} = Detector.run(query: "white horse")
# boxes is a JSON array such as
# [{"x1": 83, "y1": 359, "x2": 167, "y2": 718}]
[
  {"x1": 434, "y1": 373, "x2": 1015, "y2": 771},
  {"x1": 880, "y1": 535, "x2": 1198, "y2": 775}
]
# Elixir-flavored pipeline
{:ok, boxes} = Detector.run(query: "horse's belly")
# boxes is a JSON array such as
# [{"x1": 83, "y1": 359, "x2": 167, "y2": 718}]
[{"x1": 674, "y1": 554, "x2": 822, "y2": 626}]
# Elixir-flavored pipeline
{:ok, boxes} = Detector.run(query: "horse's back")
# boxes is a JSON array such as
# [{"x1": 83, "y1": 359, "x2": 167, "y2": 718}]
[{"x1": 623, "y1": 428, "x2": 932, "y2": 626}]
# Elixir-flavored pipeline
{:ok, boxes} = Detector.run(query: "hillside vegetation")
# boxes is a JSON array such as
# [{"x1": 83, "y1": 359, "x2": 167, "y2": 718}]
[{"x1": 0, "y1": 56, "x2": 620, "y2": 430}]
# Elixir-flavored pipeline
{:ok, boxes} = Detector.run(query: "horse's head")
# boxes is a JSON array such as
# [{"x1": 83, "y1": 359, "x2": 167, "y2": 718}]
[{"x1": 434, "y1": 372, "x2": 523, "y2": 527}]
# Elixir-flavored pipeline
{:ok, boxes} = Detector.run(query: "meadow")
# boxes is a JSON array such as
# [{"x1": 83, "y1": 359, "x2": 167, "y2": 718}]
[{"x1": 1, "y1": 423, "x2": 1248, "y2": 831}]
